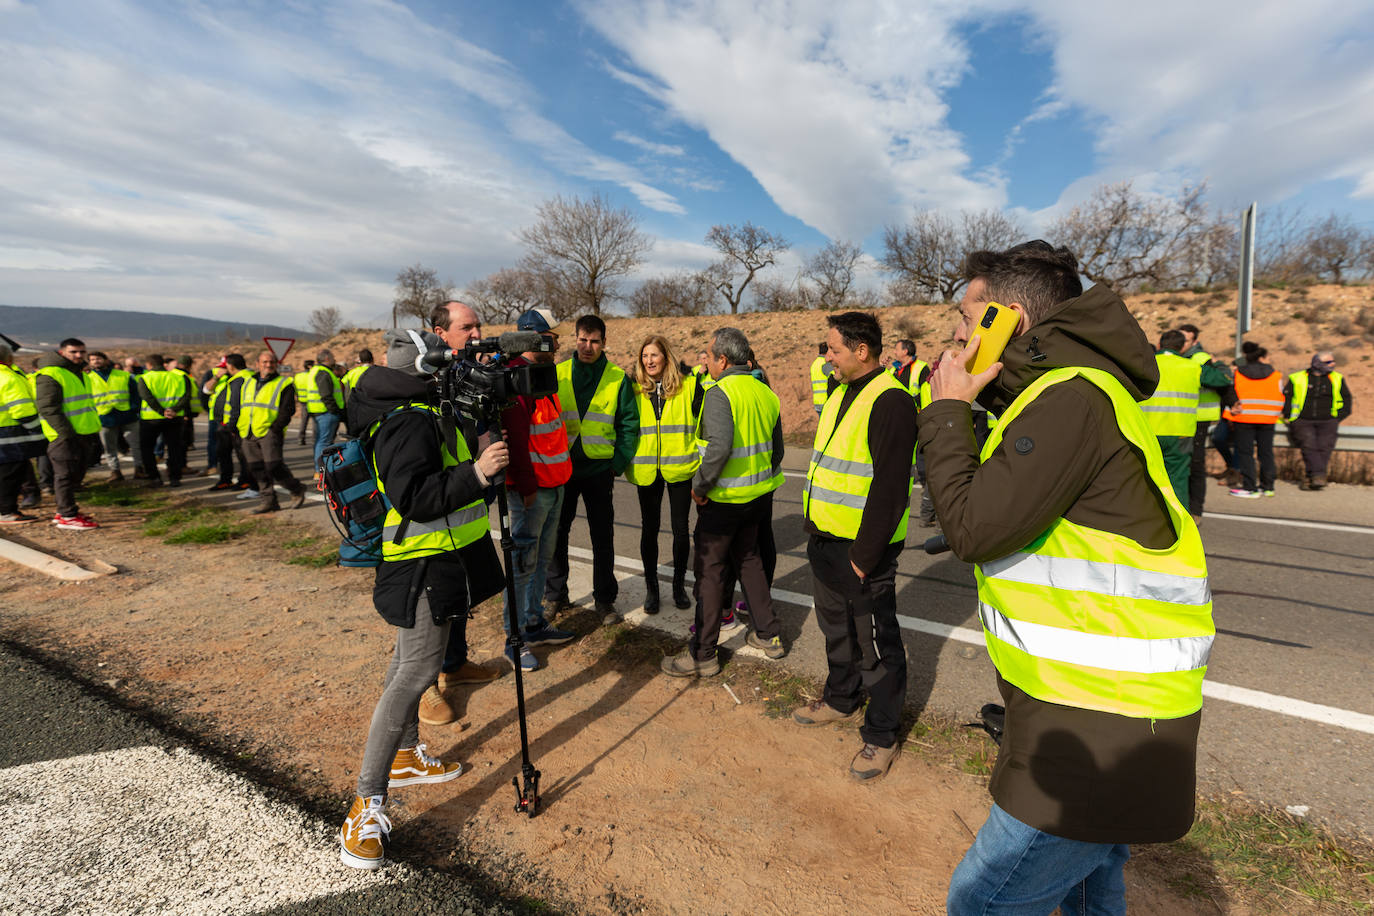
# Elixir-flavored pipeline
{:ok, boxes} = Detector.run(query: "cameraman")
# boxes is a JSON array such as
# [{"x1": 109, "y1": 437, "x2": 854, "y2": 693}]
[{"x1": 338, "y1": 328, "x2": 508, "y2": 871}]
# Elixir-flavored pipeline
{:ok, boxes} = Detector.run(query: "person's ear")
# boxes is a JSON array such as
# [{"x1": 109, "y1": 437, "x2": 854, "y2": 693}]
[{"x1": 1007, "y1": 302, "x2": 1031, "y2": 336}]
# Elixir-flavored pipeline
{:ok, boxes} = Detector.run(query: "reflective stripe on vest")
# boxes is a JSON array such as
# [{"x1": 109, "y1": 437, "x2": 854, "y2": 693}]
[
  {"x1": 556, "y1": 359, "x2": 625, "y2": 458},
  {"x1": 803, "y1": 370, "x2": 910, "y2": 541},
  {"x1": 1141, "y1": 352, "x2": 1200, "y2": 437},
  {"x1": 1188, "y1": 350, "x2": 1221, "y2": 422},
  {"x1": 1230, "y1": 370, "x2": 1283, "y2": 424},
  {"x1": 627, "y1": 374, "x2": 701, "y2": 486},
  {"x1": 36, "y1": 366, "x2": 99, "y2": 439},
  {"x1": 974, "y1": 366, "x2": 1214, "y2": 720},
  {"x1": 702, "y1": 374, "x2": 782, "y2": 503},
  {"x1": 172, "y1": 369, "x2": 198, "y2": 415},
  {"x1": 89, "y1": 368, "x2": 132, "y2": 415},
  {"x1": 209, "y1": 370, "x2": 254, "y2": 424},
  {"x1": 372, "y1": 405, "x2": 489, "y2": 561},
  {"x1": 342, "y1": 364, "x2": 371, "y2": 393},
  {"x1": 306, "y1": 365, "x2": 344, "y2": 413},
  {"x1": 1287, "y1": 370, "x2": 1344, "y2": 420},
  {"x1": 0, "y1": 365, "x2": 44, "y2": 457},
  {"x1": 809, "y1": 357, "x2": 829, "y2": 408},
  {"x1": 237, "y1": 375, "x2": 291, "y2": 438},
  {"x1": 0, "y1": 366, "x2": 37, "y2": 423},
  {"x1": 527, "y1": 394, "x2": 572, "y2": 488},
  {"x1": 138, "y1": 370, "x2": 185, "y2": 422}
]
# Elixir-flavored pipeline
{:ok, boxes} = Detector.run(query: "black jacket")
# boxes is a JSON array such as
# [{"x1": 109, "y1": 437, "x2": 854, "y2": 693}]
[{"x1": 349, "y1": 367, "x2": 503, "y2": 628}]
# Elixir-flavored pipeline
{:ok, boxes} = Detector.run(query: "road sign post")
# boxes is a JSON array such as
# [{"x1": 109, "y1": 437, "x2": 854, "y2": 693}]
[{"x1": 1236, "y1": 202, "x2": 1256, "y2": 361}]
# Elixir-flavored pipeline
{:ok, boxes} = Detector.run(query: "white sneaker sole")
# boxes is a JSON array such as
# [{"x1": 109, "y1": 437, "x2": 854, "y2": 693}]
[
  {"x1": 339, "y1": 832, "x2": 385, "y2": 870},
  {"x1": 718, "y1": 621, "x2": 745, "y2": 639},
  {"x1": 388, "y1": 762, "x2": 463, "y2": 787}
]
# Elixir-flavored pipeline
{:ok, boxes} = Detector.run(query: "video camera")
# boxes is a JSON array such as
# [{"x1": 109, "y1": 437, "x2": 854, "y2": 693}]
[{"x1": 417, "y1": 331, "x2": 558, "y2": 425}]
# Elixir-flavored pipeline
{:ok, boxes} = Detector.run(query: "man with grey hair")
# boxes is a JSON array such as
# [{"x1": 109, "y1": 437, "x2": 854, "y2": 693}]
[{"x1": 661, "y1": 326, "x2": 785, "y2": 677}]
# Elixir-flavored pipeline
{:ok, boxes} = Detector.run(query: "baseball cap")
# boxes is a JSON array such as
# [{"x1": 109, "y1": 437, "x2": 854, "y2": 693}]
[{"x1": 516, "y1": 308, "x2": 562, "y2": 334}]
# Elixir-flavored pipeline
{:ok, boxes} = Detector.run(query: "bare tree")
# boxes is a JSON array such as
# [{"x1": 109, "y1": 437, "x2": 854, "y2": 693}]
[
  {"x1": 1180, "y1": 211, "x2": 1240, "y2": 289},
  {"x1": 307, "y1": 306, "x2": 344, "y2": 339},
  {"x1": 1254, "y1": 206, "x2": 1314, "y2": 285},
  {"x1": 706, "y1": 222, "x2": 790, "y2": 314},
  {"x1": 881, "y1": 209, "x2": 1022, "y2": 302},
  {"x1": 750, "y1": 276, "x2": 815, "y2": 312},
  {"x1": 465, "y1": 267, "x2": 545, "y2": 324},
  {"x1": 1303, "y1": 212, "x2": 1370, "y2": 283},
  {"x1": 630, "y1": 271, "x2": 718, "y2": 318},
  {"x1": 804, "y1": 240, "x2": 865, "y2": 310},
  {"x1": 517, "y1": 193, "x2": 651, "y2": 317},
  {"x1": 1049, "y1": 181, "x2": 1206, "y2": 290},
  {"x1": 392, "y1": 263, "x2": 453, "y2": 327}
]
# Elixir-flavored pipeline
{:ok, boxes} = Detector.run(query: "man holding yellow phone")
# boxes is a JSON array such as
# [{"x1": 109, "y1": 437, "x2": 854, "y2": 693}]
[{"x1": 922, "y1": 241, "x2": 1213, "y2": 916}]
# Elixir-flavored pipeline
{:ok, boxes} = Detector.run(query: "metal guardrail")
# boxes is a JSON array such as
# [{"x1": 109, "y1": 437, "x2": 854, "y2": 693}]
[{"x1": 1276, "y1": 424, "x2": 1374, "y2": 453}]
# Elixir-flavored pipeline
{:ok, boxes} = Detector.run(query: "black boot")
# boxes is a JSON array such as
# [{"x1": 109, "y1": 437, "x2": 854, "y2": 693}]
[
  {"x1": 672, "y1": 574, "x2": 691, "y2": 610},
  {"x1": 644, "y1": 576, "x2": 660, "y2": 614}
]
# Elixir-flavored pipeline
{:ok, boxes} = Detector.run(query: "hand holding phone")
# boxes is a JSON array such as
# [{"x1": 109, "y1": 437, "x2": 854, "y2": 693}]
[{"x1": 966, "y1": 302, "x2": 1018, "y2": 375}]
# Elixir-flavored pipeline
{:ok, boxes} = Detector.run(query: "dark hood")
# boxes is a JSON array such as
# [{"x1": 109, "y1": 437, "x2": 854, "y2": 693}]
[
  {"x1": 347, "y1": 364, "x2": 434, "y2": 433},
  {"x1": 976, "y1": 283, "x2": 1159, "y2": 414},
  {"x1": 1237, "y1": 360, "x2": 1276, "y2": 380},
  {"x1": 37, "y1": 351, "x2": 82, "y2": 372}
]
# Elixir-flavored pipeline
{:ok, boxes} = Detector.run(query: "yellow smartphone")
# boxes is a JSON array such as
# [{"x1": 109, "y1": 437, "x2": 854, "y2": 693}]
[{"x1": 966, "y1": 301, "x2": 1018, "y2": 375}]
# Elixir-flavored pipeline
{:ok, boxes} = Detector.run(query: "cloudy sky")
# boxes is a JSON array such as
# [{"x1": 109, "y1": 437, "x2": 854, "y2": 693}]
[{"x1": 3, "y1": 0, "x2": 1373, "y2": 327}]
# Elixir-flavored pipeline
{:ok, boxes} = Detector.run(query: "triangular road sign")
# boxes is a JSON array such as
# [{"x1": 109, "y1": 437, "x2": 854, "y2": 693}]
[{"x1": 263, "y1": 337, "x2": 295, "y2": 362}]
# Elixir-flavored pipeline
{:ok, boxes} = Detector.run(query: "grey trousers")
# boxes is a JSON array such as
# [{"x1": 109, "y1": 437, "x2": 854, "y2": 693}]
[
  {"x1": 355, "y1": 594, "x2": 450, "y2": 798},
  {"x1": 100, "y1": 420, "x2": 139, "y2": 472}
]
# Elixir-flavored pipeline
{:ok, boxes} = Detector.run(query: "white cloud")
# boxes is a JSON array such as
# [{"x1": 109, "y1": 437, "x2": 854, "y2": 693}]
[{"x1": 614, "y1": 131, "x2": 687, "y2": 158}]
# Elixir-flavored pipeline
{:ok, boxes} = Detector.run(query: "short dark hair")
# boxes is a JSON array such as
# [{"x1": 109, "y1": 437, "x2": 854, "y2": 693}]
[
  {"x1": 177, "y1": 355, "x2": 192, "y2": 369},
  {"x1": 59, "y1": 338, "x2": 85, "y2": 349},
  {"x1": 226, "y1": 353, "x2": 247, "y2": 371},
  {"x1": 897, "y1": 338, "x2": 915, "y2": 357},
  {"x1": 826, "y1": 311, "x2": 882, "y2": 354},
  {"x1": 430, "y1": 300, "x2": 473, "y2": 331},
  {"x1": 575, "y1": 314, "x2": 606, "y2": 339},
  {"x1": 88, "y1": 350, "x2": 108, "y2": 360},
  {"x1": 817, "y1": 342, "x2": 828, "y2": 356},
  {"x1": 1159, "y1": 330, "x2": 1186, "y2": 352},
  {"x1": 146, "y1": 353, "x2": 164, "y2": 368},
  {"x1": 1178, "y1": 323, "x2": 1200, "y2": 337},
  {"x1": 963, "y1": 240, "x2": 1083, "y2": 327},
  {"x1": 302, "y1": 359, "x2": 315, "y2": 369},
  {"x1": 358, "y1": 348, "x2": 373, "y2": 364}
]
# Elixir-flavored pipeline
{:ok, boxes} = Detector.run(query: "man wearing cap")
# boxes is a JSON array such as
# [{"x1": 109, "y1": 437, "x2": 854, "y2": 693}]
[
  {"x1": 544, "y1": 314, "x2": 640, "y2": 625},
  {"x1": 1284, "y1": 351, "x2": 1353, "y2": 490}
]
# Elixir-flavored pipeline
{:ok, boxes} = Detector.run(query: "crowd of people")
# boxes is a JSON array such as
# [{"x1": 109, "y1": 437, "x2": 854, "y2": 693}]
[{"x1": 0, "y1": 250, "x2": 1360, "y2": 912}]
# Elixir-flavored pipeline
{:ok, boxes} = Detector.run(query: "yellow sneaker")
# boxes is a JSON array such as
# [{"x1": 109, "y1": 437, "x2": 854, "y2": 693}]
[
  {"x1": 339, "y1": 794, "x2": 390, "y2": 870},
  {"x1": 417, "y1": 684, "x2": 458, "y2": 726},
  {"x1": 388, "y1": 743, "x2": 463, "y2": 787}
]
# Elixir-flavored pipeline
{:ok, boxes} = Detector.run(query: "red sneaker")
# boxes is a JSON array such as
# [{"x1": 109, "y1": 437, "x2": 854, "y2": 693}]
[{"x1": 54, "y1": 514, "x2": 99, "y2": 530}]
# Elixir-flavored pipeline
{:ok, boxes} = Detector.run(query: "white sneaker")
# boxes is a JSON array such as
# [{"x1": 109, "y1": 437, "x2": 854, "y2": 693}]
[{"x1": 235, "y1": 489, "x2": 260, "y2": 500}]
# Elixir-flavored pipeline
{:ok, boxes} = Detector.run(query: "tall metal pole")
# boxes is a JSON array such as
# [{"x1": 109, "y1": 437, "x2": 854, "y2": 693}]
[{"x1": 1236, "y1": 202, "x2": 1257, "y2": 361}]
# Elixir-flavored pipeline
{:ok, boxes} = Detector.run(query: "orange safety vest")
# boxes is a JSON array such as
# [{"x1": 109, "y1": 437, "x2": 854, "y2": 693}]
[
  {"x1": 527, "y1": 393, "x2": 572, "y2": 488},
  {"x1": 1228, "y1": 370, "x2": 1283, "y2": 424}
]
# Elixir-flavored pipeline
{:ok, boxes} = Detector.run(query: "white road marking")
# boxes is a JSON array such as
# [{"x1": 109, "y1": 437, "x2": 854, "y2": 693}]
[
  {"x1": 1200, "y1": 512, "x2": 1374, "y2": 535},
  {"x1": 565, "y1": 546, "x2": 1374, "y2": 735},
  {"x1": 3, "y1": 745, "x2": 410, "y2": 914}
]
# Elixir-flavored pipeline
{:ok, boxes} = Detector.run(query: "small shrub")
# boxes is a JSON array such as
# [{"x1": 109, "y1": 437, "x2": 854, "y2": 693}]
[
  {"x1": 1333, "y1": 316, "x2": 1355, "y2": 336},
  {"x1": 1283, "y1": 340, "x2": 1301, "y2": 355},
  {"x1": 287, "y1": 549, "x2": 338, "y2": 568},
  {"x1": 165, "y1": 522, "x2": 245, "y2": 545}
]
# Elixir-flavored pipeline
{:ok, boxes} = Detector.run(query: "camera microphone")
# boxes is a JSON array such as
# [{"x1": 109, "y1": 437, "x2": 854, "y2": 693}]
[
  {"x1": 923, "y1": 534, "x2": 950, "y2": 555},
  {"x1": 495, "y1": 331, "x2": 546, "y2": 353},
  {"x1": 417, "y1": 347, "x2": 459, "y2": 375}
]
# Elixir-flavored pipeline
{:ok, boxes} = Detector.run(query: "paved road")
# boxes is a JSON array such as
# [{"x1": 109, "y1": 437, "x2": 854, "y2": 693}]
[
  {"x1": 0, "y1": 639, "x2": 522, "y2": 915},
  {"x1": 192, "y1": 425, "x2": 1374, "y2": 836}
]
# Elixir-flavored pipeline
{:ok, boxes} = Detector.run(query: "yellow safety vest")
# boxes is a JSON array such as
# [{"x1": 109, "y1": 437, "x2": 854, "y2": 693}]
[
  {"x1": 556, "y1": 359, "x2": 625, "y2": 459},
  {"x1": 36, "y1": 366, "x2": 100, "y2": 439},
  {"x1": 139, "y1": 370, "x2": 187, "y2": 422},
  {"x1": 627, "y1": 374, "x2": 701, "y2": 486},
  {"x1": 1188, "y1": 350, "x2": 1221, "y2": 422},
  {"x1": 1287, "y1": 370, "x2": 1345, "y2": 420},
  {"x1": 305, "y1": 364, "x2": 344, "y2": 414},
  {"x1": 208, "y1": 369, "x2": 255, "y2": 424},
  {"x1": 804, "y1": 371, "x2": 911, "y2": 542},
  {"x1": 810, "y1": 357, "x2": 829, "y2": 409},
  {"x1": 172, "y1": 369, "x2": 199, "y2": 415},
  {"x1": 372, "y1": 406, "x2": 489, "y2": 561},
  {"x1": 0, "y1": 364, "x2": 45, "y2": 460},
  {"x1": 975, "y1": 366, "x2": 1214, "y2": 720},
  {"x1": 342, "y1": 364, "x2": 372, "y2": 393},
  {"x1": 701, "y1": 374, "x2": 783, "y2": 503},
  {"x1": 89, "y1": 367, "x2": 133, "y2": 415},
  {"x1": 237, "y1": 375, "x2": 292, "y2": 438},
  {"x1": 1141, "y1": 352, "x2": 1200, "y2": 437}
]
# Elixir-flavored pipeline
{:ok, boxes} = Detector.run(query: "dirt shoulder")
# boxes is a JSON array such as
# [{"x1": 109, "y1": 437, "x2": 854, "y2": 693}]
[{"x1": 1, "y1": 483, "x2": 1366, "y2": 915}]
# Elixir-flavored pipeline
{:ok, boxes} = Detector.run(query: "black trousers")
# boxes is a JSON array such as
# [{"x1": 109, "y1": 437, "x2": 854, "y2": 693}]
[
  {"x1": 241, "y1": 430, "x2": 305, "y2": 509},
  {"x1": 1231, "y1": 423, "x2": 1276, "y2": 491},
  {"x1": 49, "y1": 434, "x2": 99, "y2": 517},
  {"x1": 0, "y1": 459, "x2": 29, "y2": 514},
  {"x1": 545, "y1": 468, "x2": 617, "y2": 605},
  {"x1": 636, "y1": 474, "x2": 692, "y2": 584},
  {"x1": 722, "y1": 493, "x2": 776, "y2": 607},
  {"x1": 690, "y1": 496, "x2": 778, "y2": 661},
  {"x1": 140, "y1": 419, "x2": 185, "y2": 484},
  {"x1": 214, "y1": 424, "x2": 253, "y2": 487},
  {"x1": 808, "y1": 536, "x2": 907, "y2": 748},
  {"x1": 1187, "y1": 421, "x2": 1212, "y2": 515},
  {"x1": 1290, "y1": 418, "x2": 1340, "y2": 479}
]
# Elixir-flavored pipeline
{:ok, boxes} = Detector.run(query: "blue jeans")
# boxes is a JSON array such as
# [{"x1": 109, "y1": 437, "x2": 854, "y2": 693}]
[
  {"x1": 947, "y1": 804, "x2": 1130, "y2": 916},
  {"x1": 311, "y1": 412, "x2": 340, "y2": 471},
  {"x1": 505, "y1": 486, "x2": 564, "y2": 639}
]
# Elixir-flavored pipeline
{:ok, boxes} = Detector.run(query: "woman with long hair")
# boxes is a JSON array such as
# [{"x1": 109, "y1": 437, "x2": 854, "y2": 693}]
[
  {"x1": 628, "y1": 335, "x2": 704, "y2": 612},
  {"x1": 1226, "y1": 340, "x2": 1282, "y2": 498}
]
